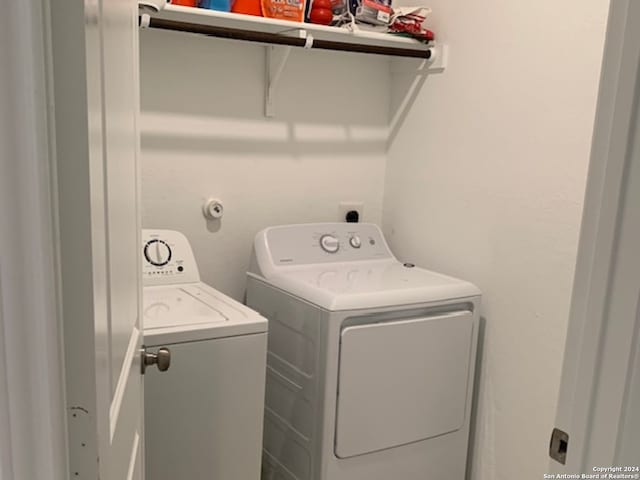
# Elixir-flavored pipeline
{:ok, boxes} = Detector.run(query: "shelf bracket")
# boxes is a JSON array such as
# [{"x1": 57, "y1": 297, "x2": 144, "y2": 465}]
[{"x1": 265, "y1": 44, "x2": 293, "y2": 117}]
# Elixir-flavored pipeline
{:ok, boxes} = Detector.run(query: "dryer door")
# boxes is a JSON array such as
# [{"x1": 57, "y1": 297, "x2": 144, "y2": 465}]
[{"x1": 335, "y1": 310, "x2": 474, "y2": 458}]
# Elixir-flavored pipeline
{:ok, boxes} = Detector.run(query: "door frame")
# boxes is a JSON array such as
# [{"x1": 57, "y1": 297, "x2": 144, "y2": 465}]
[
  {"x1": 0, "y1": 1, "x2": 68, "y2": 479},
  {"x1": 550, "y1": 0, "x2": 640, "y2": 472},
  {"x1": 3, "y1": 0, "x2": 638, "y2": 477}
]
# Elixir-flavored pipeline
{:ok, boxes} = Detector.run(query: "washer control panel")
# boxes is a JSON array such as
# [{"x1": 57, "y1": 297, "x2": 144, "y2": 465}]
[
  {"x1": 320, "y1": 234, "x2": 340, "y2": 253},
  {"x1": 142, "y1": 229, "x2": 200, "y2": 286},
  {"x1": 258, "y1": 223, "x2": 394, "y2": 267}
]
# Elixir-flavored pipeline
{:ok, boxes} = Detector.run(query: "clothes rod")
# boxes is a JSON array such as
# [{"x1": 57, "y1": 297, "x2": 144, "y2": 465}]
[{"x1": 140, "y1": 16, "x2": 433, "y2": 59}]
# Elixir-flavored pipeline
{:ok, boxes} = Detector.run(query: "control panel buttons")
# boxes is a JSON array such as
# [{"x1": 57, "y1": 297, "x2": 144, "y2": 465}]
[
  {"x1": 319, "y1": 234, "x2": 340, "y2": 253},
  {"x1": 144, "y1": 239, "x2": 172, "y2": 267},
  {"x1": 349, "y1": 235, "x2": 362, "y2": 249}
]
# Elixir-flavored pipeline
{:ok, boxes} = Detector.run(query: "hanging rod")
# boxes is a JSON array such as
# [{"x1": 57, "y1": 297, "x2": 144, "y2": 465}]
[{"x1": 139, "y1": 16, "x2": 433, "y2": 59}]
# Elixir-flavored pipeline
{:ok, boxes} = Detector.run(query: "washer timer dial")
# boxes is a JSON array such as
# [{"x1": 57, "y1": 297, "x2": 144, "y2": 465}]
[
  {"x1": 144, "y1": 239, "x2": 172, "y2": 267},
  {"x1": 319, "y1": 234, "x2": 340, "y2": 253}
]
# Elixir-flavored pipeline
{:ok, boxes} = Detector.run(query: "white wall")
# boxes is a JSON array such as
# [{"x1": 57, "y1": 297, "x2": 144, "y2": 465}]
[
  {"x1": 383, "y1": 1, "x2": 609, "y2": 479},
  {"x1": 141, "y1": 3, "x2": 610, "y2": 477},
  {"x1": 140, "y1": 30, "x2": 388, "y2": 299}
]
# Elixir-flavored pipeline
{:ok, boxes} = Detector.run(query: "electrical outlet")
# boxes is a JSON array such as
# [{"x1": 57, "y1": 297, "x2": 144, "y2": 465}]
[{"x1": 338, "y1": 202, "x2": 364, "y2": 222}]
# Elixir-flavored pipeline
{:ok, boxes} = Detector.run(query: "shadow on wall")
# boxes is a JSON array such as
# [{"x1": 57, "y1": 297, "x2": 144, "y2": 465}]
[
  {"x1": 388, "y1": 67, "x2": 432, "y2": 149},
  {"x1": 140, "y1": 112, "x2": 388, "y2": 155},
  {"x1": 139, "y1": 28, "x2": 391, "y2": 299},
  {"x1": 140, "y1": 28, "x2": 392, "y2": 156}
]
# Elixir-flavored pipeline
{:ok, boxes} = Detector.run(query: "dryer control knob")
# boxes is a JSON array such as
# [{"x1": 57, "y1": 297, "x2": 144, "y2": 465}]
[
  {"x1": 349, "y1": 235, "x2": 361, "y2": 248},
  {"x1": 320, "y1": 234, "x2": 340, "y2": 253}
]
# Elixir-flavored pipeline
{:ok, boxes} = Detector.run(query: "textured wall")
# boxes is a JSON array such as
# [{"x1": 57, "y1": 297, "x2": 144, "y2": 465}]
[
  {"x1": 140, "y1": 30, "x2": 388, "y2": 299},
  {"x1": 383, "y1": 1, "x2": 609, "y2": 478}
]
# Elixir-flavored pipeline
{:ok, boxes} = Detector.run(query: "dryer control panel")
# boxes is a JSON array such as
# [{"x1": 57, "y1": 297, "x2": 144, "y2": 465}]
[
  {"x1": 142, "y1": 229, "x2": 200, "y2": 286},
  {"x1": 253, "y1": 223, "x2": 394, "y2": 272}
]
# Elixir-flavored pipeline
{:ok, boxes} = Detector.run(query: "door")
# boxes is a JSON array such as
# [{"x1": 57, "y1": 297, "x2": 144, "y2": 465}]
[
  {"x1": 49, "y1": 0, "x2": 146, "y2": 478},
  {"x1": 549, "y1": 0, "x2": 640, "y2": 472}
]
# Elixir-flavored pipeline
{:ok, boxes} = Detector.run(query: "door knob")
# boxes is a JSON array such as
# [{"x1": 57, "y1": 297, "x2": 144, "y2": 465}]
[{"x1": 141, "y1": 346, "x2": 171, "y2": 374}]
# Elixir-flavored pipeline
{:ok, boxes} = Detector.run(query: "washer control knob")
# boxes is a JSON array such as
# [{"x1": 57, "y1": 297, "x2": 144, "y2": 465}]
[
  {"x1": 144, "y1": 239, "x2": 172, "y2": 267},
  {"x1": 319, "y1": 234, "x2": 340, "y2": 253},
  {"x1": 349, "y1": 235, "x2": 362, "y2": 249}
]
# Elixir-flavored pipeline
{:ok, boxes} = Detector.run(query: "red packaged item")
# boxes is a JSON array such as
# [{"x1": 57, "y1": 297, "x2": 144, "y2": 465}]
[
  {"x1": 232, "y1": 0, "x2": 262, "y2": 15},
  {"x1": 389, "y1": 7, "x2": 434, "y2": 42},
  {"x1": 309, "y1": 0, "x2": 333, "y2": 24}
]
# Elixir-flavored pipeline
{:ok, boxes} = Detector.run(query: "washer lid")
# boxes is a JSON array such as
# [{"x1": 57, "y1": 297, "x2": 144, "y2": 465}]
[
  {"x1": 248, "y1": 259, "x2": 480, "y2": 311},
  {"x1": 143, "y1": 283, "x2": 267, "y2": 345}
]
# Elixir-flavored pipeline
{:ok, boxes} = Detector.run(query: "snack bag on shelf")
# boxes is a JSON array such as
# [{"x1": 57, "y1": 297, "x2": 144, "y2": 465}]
[
  {"x1": 389, "y1": 7, "x2": 434, "y2": 42},
  {"x1": 262, "y1": 0, "x2": 307, "y2": 21},
  {"x1": 349, "y1": 0, "x2": 392, "y2": 26}
]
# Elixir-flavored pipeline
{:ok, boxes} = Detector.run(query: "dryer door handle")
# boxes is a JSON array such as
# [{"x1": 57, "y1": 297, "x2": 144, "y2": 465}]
[{"x1": 141, "y1": 346, "x2": 171, "y2": 374}]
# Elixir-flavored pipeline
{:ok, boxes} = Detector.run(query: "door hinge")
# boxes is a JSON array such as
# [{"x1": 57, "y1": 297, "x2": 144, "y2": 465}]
[
  {"x1": 549, "y1": 427, "x2": 569, "y2": 465},
  {"x1": 68, "y1": 406, "x2": 96, "y2": 478}
]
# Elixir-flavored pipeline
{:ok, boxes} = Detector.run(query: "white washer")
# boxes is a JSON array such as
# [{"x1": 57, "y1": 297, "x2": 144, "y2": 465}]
[
  {"x1": 142, "y1": 229, "x2": 268, "y2": 480},
  {"x1": 246, "y1": 223, "x2": 481, "y2": 480}
]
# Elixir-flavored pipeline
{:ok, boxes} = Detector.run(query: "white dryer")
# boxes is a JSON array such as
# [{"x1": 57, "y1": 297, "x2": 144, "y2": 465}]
[
  {"x1": 246, "y1": 223, "x2": 481, "y2": 480},
  {"x1": 142, "y1": 229, "x2": 268, "y2": 480}
]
